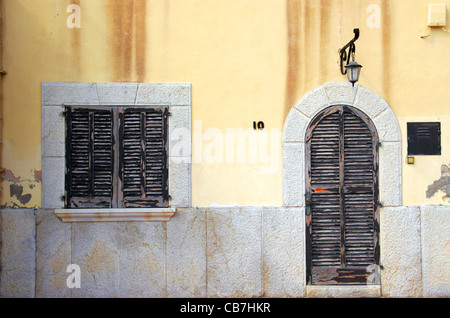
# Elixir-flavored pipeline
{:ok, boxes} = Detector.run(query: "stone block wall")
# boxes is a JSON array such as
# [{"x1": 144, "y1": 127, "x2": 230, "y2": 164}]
[{"x1": 0, "y1": 205, "x2": 448, "y2": 298}]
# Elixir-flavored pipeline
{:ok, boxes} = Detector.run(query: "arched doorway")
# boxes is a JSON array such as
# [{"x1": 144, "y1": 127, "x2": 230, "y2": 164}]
[
  {"x1": 305, "y1": 105, "x2": 379, "y2": 285},
  {"x1": 282, "y1": 82, "x2": 402, "y2": 290}
]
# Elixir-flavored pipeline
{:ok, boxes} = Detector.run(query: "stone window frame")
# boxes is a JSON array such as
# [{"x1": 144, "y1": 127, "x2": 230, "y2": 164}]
[{"x1": 42, "y1": 82, "x2": 192, "y2": 222}]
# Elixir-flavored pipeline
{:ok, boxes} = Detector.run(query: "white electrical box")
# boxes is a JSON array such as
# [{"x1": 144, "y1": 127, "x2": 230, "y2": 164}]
[{"x1": 428, "y1": 4, "x2": 447, "y2": 26}]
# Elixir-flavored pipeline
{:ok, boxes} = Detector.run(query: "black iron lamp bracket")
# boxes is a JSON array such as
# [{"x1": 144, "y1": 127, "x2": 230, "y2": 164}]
[{"x1": 339, "y1": 28, "x2": 360, "y2": 75}]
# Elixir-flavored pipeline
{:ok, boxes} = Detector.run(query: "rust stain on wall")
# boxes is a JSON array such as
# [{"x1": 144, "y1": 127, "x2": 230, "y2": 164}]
[
  {"x1": 3, "y1": 170, "x2": 20, "y2": 183},
  {"x1": 134, "y1": 0, "x2": 147, "y2": 82},
  {"x1": 108, "y1": 0, "x2": 147, "y2": 82},
  {"x1": 302, "y1": 0, "x2": 311, "y2": 94},
  {"x1": 284, "y1": 0, "x2": 301, "y2": 121},
  {"x1": 2, "y1": 169, "x2": 42, "y2": 184},
  {"x1": 319, "y1": 0, "x2": 331, "y2": 84},
  {"x1": 120, "y1": 0, "x2": 133, "y2": 80},
  {"x1": 108, "y1": 1, "x2": 131, "y2": 81},
  {"x1": 381, "y1": 0, "x2": 392, "y2": 103},
  {"x1": 285, "y1": 0, "x2": 333, "y2": 120},
  {"x1": 34, "y1": 170, "x2": 42, "y2": 183},
  {"x1": 82, "y1": 240, "x2": 117, "y2": 275},
  {"x1": 70, "y1": 0, "x2": 81, "y2": 74}
]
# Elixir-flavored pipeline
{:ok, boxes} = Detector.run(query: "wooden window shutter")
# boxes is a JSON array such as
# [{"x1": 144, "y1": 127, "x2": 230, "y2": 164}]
[
  {"x1": 306, "y1": 105, "x2": 379, "y2": 285},
  {"x1": 120, "y1": 108, "x2": 169, "y2": 208},
  {"x1": 65, "y1": 108, "x2": 114, "y2": 208}
]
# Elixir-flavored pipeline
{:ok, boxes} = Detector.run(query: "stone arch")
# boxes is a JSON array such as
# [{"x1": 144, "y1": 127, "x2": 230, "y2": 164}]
[{"x1": 282, "y1": 82, "x2": 402, "y2": 208}]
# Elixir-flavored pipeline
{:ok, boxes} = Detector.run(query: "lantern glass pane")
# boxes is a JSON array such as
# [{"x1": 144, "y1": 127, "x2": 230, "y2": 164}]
[{"x1": 347, "y1": 65, "x2": 361, "y2": 83}]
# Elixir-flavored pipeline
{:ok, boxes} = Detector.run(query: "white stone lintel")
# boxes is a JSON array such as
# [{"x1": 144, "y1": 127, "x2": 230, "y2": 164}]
[{"x1": 42, "y1": 82, "x2": 192, "y2": 107}]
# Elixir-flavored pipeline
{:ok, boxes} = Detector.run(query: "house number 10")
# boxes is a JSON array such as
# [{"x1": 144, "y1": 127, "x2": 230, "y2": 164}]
[{"x1": 253, "y1": 121, "x2": 265, "y2": 130}]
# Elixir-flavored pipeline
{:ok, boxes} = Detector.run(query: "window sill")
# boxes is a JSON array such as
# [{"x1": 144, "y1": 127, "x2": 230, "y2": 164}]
[
  {"x1": 55, "y1": 208, "x2": 176, "y2": 223},
  {"x1": 306, "y1": 285, "x2": 381, "y2": 298}
]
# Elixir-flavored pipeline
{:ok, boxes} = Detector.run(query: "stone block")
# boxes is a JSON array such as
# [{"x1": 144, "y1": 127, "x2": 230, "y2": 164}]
[
  {"x1": 0, "y1": 209, "x2": 36, "y2": 271},
  {"x1": 206, "y1": 207, "x2": 262, "y2": 297},
  {"x1": 42, "y1": 106, "x2": 65, "y2": 157},
  {"x1": 379, "y1": 142, "x2": 402, "y2": 207},
  {"x1": 0, "y1": 268, "x2": 36, "y2": 298},
  {"x1": 293, "y1": 85, "x2": 329, "y2": 118},
  {"x1": 169, "y1": 157, "x2": 192, "y2": 208},
  {"x1": 421, "y1": 205, "x2": 450, "y2": 297},
  {"x1": 262, "y1": 207, "x2": 305, "y2": 297},
  {"x1": 42, "y1": 157, "x2": 65, "y2": 209},
  {"x1": 373, "y1": 107, "x2": 401, "y2": 142},
  {"x1": 354, "y1": 85, "x2": 389, "y2": 119},
  {"x1": 96, "y1": 83, "x2": 138, "y2": 105},
  {"x1": 136, "y1": 83, "x2": 191, "y2": 106},
  {"x1": 323, "y1": 82, "x2": 358, "y2": 106},
  {"x1": 283, "y1": 142, "x2": 305, "y2": 207},
  {"x1": 0, "y1": 209, "x2": 36, "y2": 298},
  {"x1": 169, "y1": 106, "x2": 191, "y2": 158},
  {"x1": 118, "y1": 222, "x2": 166, "y2": 297},
  {"x1": 282, "y1": 108, "x2": 309, "y2": 143},
  {"x1": 42, "y1": 82, "x2": 98, "y2": 106},
  {"x1": 71, "y1": 222, "x2": 121, "y2": 297},
  {"x1": 35, "y1": 209, "x2": 72, "y2": 298},
  {"x1": 167, "y1": 208, "x2": 207, "y2": 297},
  {"x1": 380, "y1": 206, "x2": 423, "y2": 297}
]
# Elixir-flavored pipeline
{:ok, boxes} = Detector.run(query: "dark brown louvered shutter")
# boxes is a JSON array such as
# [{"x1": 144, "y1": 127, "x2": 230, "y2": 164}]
[
  {"x1": 65, "y1": 108, "x2": 114, "y2": 208},
  {"x1": 306, "y1": 105, "x2": 379, "y2": 285},
  {"x1": 120, "y1": 108, "x2": 169, "y2": 208}
]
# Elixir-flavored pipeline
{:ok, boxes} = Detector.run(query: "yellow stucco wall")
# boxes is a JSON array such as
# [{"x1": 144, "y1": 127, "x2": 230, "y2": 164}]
[{"x1": 1, "y1": 0, "x2": 449, "y2": 208}]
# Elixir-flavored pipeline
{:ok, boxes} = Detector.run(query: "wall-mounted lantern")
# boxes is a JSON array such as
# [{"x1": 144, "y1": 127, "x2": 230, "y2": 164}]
[
  {"x1": 339, "y1": 28, "x2": 362, "y2": 86},
  {"x1": 344, "y1": 60, "x2": 363, "y2": 86}
]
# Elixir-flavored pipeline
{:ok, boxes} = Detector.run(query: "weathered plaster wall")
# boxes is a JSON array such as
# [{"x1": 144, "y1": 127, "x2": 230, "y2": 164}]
[
  {"x1": 1, "y1": 206, "x2": 448, "y2": 298},
  {"x1": 0, "y1": 0, "x2": 449, "y2": 299},
  {"x1": 1, "y1": 0, "x2": 449, "y2": 208}
]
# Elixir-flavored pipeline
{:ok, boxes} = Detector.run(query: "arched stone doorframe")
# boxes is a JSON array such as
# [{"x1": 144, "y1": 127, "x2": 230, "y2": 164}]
[{"x1": 283, "y1": 81, "x2": 402, "y2": 210}]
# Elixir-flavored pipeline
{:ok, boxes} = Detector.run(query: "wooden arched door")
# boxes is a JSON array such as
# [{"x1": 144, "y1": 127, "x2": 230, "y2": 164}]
[{"x1": 305, "y1": 105, "x2": 380, "y2": 285}]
